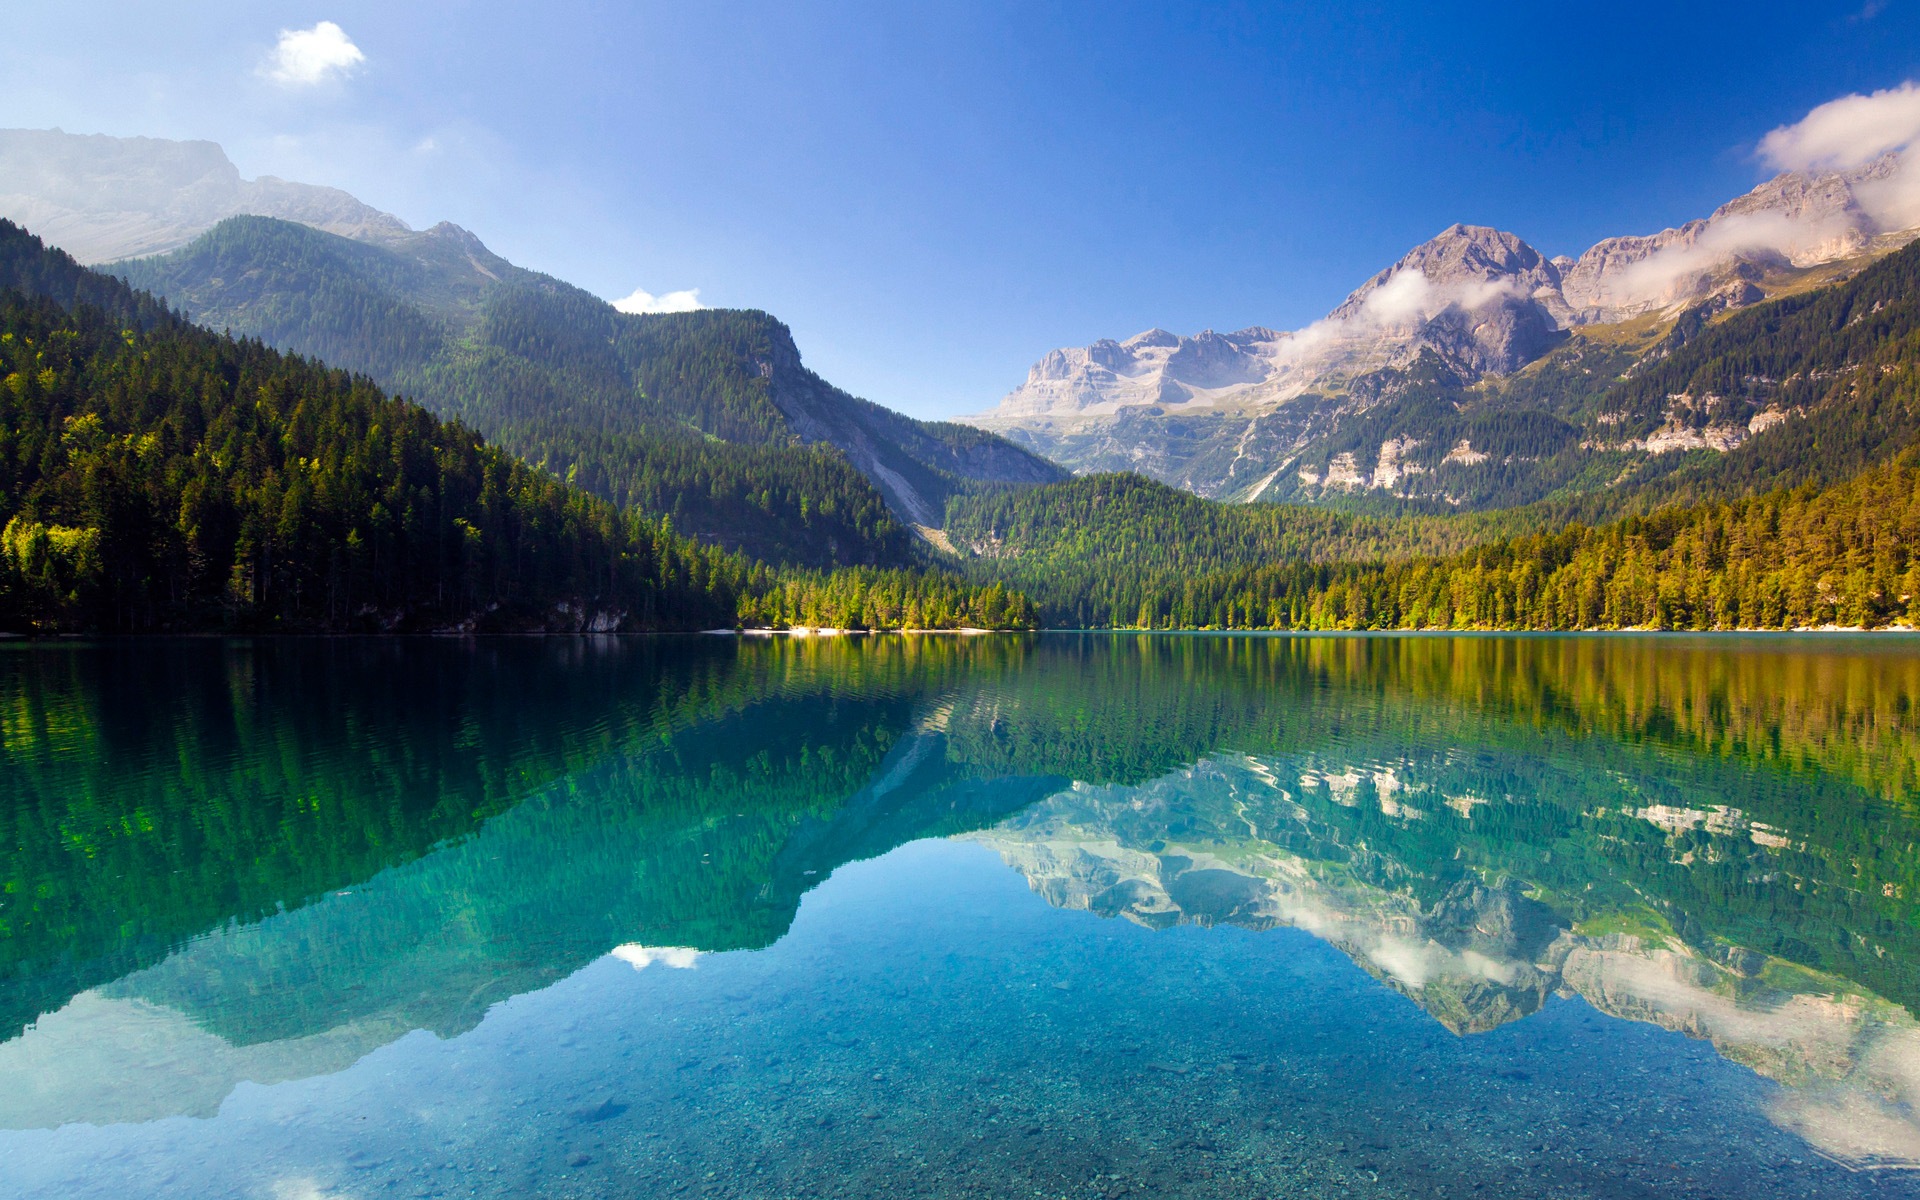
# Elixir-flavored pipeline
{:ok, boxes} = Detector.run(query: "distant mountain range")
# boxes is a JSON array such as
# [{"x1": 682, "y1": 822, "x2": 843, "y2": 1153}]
[
  {"x1": 966, "y1": 155, "x2": 1920, "y2": 505},
  {"x1": 0, "y1": 129, "x2": 1062, "y2": 568},
  {"x1": 11, "y1": 125, "x2": 1920, "y2": 634}
]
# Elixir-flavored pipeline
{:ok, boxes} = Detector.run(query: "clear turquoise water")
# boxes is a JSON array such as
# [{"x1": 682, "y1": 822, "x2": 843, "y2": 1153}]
[{"x1": 3, "y1": 633, "x2": 1920, "y2": 1198}]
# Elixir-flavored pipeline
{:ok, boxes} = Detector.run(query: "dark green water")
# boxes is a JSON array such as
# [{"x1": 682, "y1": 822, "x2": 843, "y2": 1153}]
[{"x1": 3, "y1": 632, "x2": 1920, "y2": 1198}]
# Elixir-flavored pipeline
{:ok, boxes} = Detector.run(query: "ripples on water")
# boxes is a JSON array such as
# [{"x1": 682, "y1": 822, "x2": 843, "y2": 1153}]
[{"x1": 2, "y1": 633, "x2": 1919, "y2": 1198}]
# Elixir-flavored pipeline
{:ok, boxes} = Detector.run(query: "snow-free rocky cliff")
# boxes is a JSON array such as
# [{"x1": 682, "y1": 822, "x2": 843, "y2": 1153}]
[{"x1": 966, "y1": 155, "x2": 1920, "y2": 501}]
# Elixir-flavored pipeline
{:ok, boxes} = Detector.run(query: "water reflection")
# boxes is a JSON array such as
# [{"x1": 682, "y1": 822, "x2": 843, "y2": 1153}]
[
  {"x1": 2, "y1": 633, "x2": 1919, "y2": 1194},
  {"x1": 0, "y1": 637, "x2": 1046, "y2": 1129},
  {"x1": 972, "y1": 746, "x2": 1920, "y2": 1170}
]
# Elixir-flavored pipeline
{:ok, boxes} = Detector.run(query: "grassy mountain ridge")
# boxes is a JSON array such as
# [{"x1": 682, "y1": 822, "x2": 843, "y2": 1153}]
[
  {"x1": 0, "y1": 220, "x2": 1036, "y2": 633},
  {"x1": 112, "y1": 216, "x2": 1063, "y2": 567}
]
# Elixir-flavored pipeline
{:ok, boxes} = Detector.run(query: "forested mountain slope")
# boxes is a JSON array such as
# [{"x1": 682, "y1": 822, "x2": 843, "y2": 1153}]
[
  {"x1": 944, "y1": 236, "x2": 1920, "y2": 625},
  {"x1": 942, "y1": 474, "x2": 1481, "y2": 628},
  {"x1": 1133, "y1": 450, "x2": 1920, "y2": 631},
  {"x1": 112, "y1": 217, "x2": 1063, "y2": 566},
  {"x1": 0, "y1": 222, "x2": 1035, "y2": 633},
  {"x1": 955, "y1": 451, "x2": 1920, "y2": 630}
]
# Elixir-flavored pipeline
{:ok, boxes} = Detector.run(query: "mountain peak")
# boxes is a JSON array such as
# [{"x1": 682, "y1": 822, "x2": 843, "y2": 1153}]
[
  {"x1": 1559, "y1": 151, "x2": 1920, "y2": 319},
  {"x1": 1326, "y1": 225, "x2": 1558, "y2": 350},
  {"x1": 423, "y1": 221, "x2": 488, "y2": 251},
  {"x1": 1338, "y1": 225, "x2": 1552, "y2": 310},
  {"x1": 1122, "y1": 328, "x2": 1180, "y2": 350}
]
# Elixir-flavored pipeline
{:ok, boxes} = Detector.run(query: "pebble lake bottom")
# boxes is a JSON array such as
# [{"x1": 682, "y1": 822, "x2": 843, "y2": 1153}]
[
  {"x1": 2, "y1": 633, "x2": 1919, "y2": 1198},
  {"x1": 2, "y1": 840, "x2": 1880, "y2": 1200}
]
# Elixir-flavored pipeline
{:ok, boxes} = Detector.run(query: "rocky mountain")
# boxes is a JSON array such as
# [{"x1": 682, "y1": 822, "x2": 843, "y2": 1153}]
[
  {"x1": 966, "y1": 154, "x2": 1920, "y2": 503},
  {"x1": 0, "y1": 130, "x2": 1063, "y2": 562}
]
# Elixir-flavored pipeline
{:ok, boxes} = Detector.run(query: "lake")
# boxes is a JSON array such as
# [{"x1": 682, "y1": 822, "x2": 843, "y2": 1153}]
[{"x1": 3, "y1": 632, "x2": 1920, "y2": 1198}]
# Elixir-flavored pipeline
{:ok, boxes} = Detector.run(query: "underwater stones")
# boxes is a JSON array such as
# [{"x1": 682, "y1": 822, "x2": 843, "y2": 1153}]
[{"x1": 569, "y1": 1098, "x2": 628, "y2": 1123}]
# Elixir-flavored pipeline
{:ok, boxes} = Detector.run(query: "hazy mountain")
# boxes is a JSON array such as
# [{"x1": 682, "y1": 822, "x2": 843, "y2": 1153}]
[
  {"x1": 0, "y1": 127, "x2": 411, "y2": 262},
  {"x1": 966, "y1": 155, "x2": 1920, "y2": 503}
]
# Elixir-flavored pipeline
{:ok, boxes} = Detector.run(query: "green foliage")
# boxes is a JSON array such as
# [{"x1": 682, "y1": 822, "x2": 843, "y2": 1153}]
[
  {"x1": 1608, "y1": 250, "x2": 1920, "y2": 435},
  {"x1": 1275, "y1": 354, "x2": 1586, "y2": 513},
  {"x1": 0, "y1": 221, "x2": 1033, "y2": 633},
  {"x1": 614, "y1": 307, "x2": 798, "y2": 444},
  {"x1": 112, "y1": 217, "x2": 1064, "y2": 569},
  {"x1": 498, "y1": 420, "x2": 916, "y2": 567},
  {"x1": 113, "y1": 215, "x2": 448, "y2": 380},
  {"x1": 943, "y1": 473, "x2": 1481, "y2": 626},
  {"x1": 1114, "y1": 452, "x2": 1920, "y2": 631},
  {"x1": 112, "y1": 221, "x2": 915, "y2": 566},
  {"x1": 0, "y1": 292, "x2": 731, "y2": 632},
  {"x1": 740, "y1": 566, "x2": 1034, "y2": 630}
]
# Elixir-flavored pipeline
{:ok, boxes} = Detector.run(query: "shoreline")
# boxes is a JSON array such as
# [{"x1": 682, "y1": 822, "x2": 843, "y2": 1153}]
[{"x1": 7, "y1": 625, "x2": 1919, "y2": 641}]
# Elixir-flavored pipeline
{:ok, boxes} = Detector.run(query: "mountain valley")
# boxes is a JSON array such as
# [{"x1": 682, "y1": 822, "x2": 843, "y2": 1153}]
[{"x1": 8, "y1": 124, "x2": 1920, "y2": 633}]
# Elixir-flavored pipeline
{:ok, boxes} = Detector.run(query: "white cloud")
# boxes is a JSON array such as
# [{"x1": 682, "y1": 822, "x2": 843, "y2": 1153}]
[
  {"x1": 613, "y1": 285, "x2": 704, "y2": 314},
  {"x1": 262, "y1": 21, "x2": 365, "y2": 87},
  {"x1": 1613, "y1": 210, "x2": 1811, "y2": 301},
  {"x1": 1358, "y1": 269, "x2": 1433, "y2": 324},
  {"x1": 610, "y1": 944, "x2": 701, "y2": 970},
  {"x1": 1277, "y1": 268, "x2": 1524, "y2": 368},
  {"x1": 1584, "y1": 82, "x2": 1920, "y2": 313},
  {"x1": 1756, "y1": 81, "x2": 1920, "y2": 236},
  {"x1": 1759, "y1": 82, "x2": 1920, "y2": 173}
]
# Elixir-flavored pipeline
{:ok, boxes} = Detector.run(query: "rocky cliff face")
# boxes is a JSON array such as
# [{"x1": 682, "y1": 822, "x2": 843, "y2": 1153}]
[
  {"x1": 0, "y1": 128, "x2": 411, "y2": 262},
  {"x1": 1556, "y1": 154, "x2": 1909, "y2": 320},
  {"x1": 995, "y1": 327, "x2": 1289, "y2": 420},
  {"x1": 966, "y1": 155, "x2": 1920, "y2": 498},
  {"x1": 766, "y1": 334, "x2": 1067, "y2": 526}
]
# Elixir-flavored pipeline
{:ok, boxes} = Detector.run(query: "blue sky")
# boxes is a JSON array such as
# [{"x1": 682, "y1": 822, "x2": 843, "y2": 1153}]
[{"x1": 5, "y1": 2, "x2": 1919, "y2": 417}]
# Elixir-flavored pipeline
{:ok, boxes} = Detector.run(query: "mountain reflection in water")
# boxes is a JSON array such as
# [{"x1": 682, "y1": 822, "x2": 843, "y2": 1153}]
[{"x1": 2, "y1": 633, "x2": 1919, "y2": 1195}]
